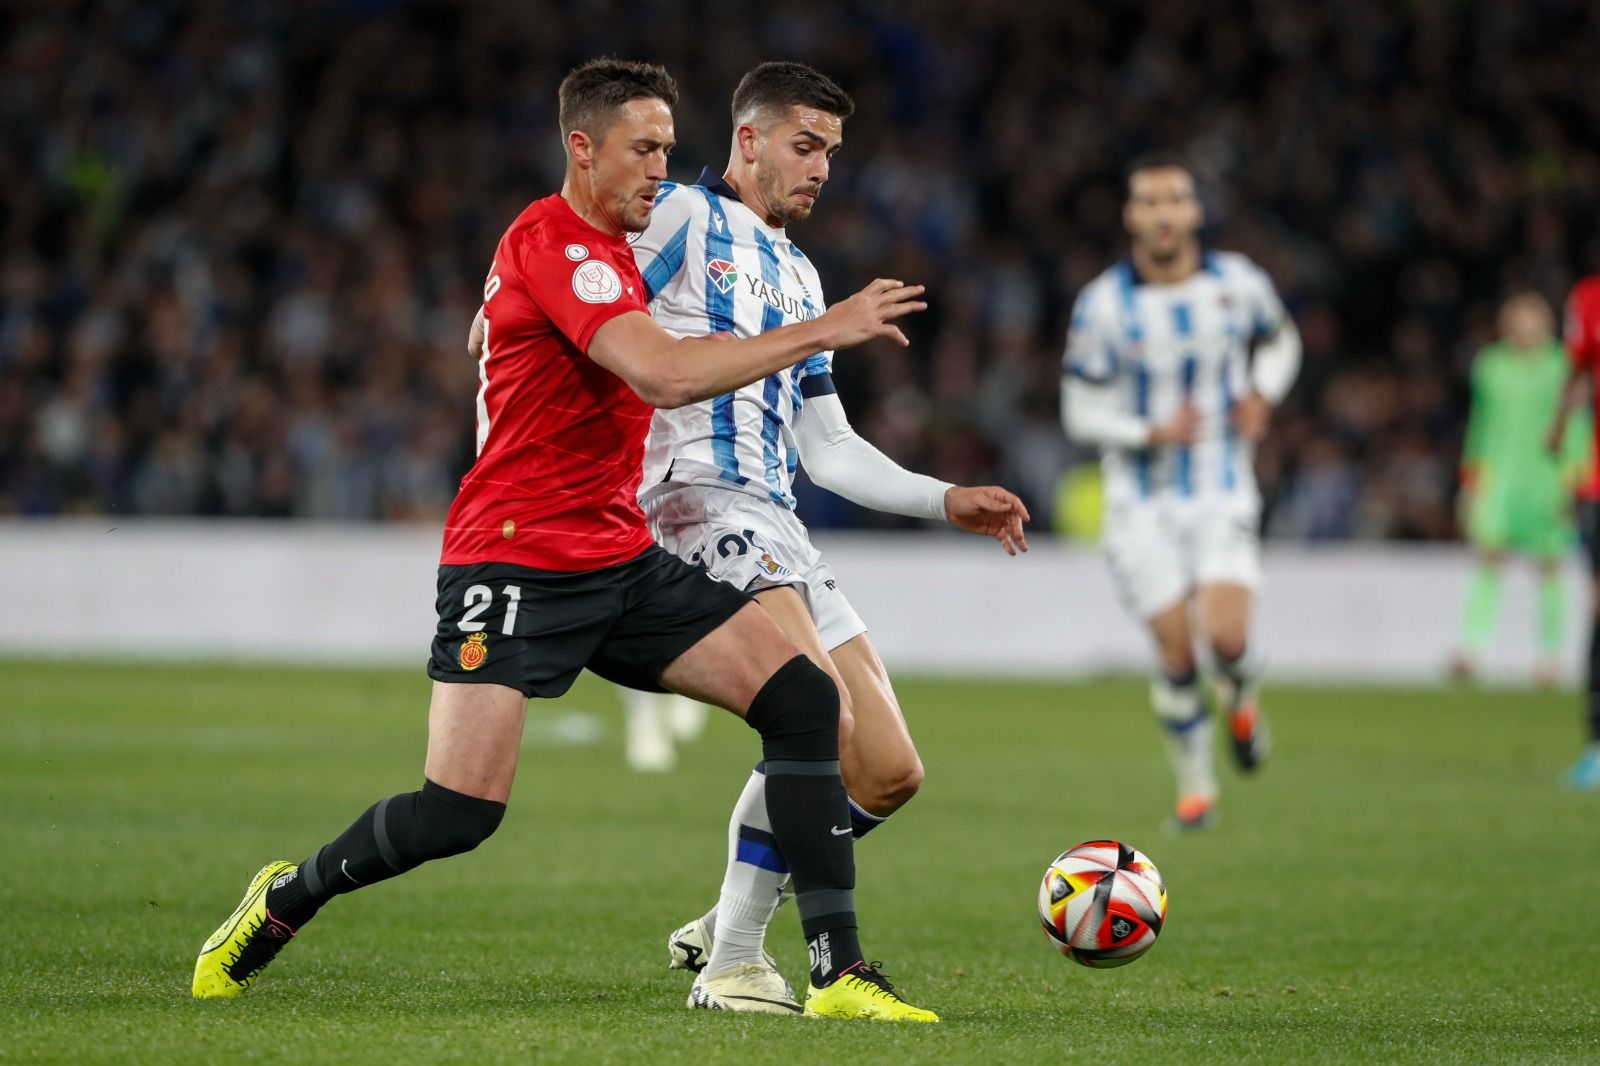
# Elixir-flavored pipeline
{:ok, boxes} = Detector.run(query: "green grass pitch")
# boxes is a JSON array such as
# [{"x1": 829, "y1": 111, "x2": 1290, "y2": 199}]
[{"x1": 2, "y1": 659, "x2": 1597, "y2": 1064}]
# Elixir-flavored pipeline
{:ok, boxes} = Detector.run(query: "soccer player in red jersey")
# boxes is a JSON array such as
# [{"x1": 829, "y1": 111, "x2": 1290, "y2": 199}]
[
  {"x1": 1549, "y1": 275, "x2": 1600, "y2": 789},
  {"x1": 192, "y1": 59, "x2": 936, "y2": 1020}
]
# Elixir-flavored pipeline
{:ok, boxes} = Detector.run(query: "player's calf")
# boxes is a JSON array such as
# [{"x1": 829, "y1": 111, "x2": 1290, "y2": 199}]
[
  {"x1": 1212, "y1": 645, "x2": 1269, "y2": 773},
  {"x1": 841, "y1": 755, "x2": 923, "y2": 826}
]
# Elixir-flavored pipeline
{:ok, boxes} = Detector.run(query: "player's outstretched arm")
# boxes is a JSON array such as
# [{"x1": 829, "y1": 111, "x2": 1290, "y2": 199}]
[
  {"x1": 1061, "y1": 377, "x2": 1199, "y2": 448},
  {"x1": 794, "y1": 387, "x2": 1029, "y2": 554},
  {"x1": 1548, "y1": 362, "x2": 1591, "y2": 457},
  {"x1": 586, "y1": 278, "x2": 926, "y2": 409}
]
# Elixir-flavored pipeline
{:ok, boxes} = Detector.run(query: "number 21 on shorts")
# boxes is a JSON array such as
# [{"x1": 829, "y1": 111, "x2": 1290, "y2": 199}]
[{"x1": 457, "y1": 584, "x2": 522, "y2": 635}]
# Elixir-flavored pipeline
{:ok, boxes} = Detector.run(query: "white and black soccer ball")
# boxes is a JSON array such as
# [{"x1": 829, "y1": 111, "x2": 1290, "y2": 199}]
[{"x1": 1038, "y1": 840, "x2": 1167, "y2": 968}]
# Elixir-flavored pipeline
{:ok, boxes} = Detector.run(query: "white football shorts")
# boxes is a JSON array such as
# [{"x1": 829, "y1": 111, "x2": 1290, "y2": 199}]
[
  {"x1": 1102, "y1": 493, "x2": 1262, "y2": 620},
  {"x1": 641, "y1": 484, "x2": 868, "y2": 651}
]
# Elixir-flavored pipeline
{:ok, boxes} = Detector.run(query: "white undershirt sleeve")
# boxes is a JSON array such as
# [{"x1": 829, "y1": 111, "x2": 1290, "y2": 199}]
[
  {"x1": 1061, "y1": 375, "x2": 1152, "y2": 449},
  {"x1": 1250, "y1": 319, "x2": 1301, "y2": 406},
  {"x1": 793, "y1": 385, "x2": 951, "y2": 522}
]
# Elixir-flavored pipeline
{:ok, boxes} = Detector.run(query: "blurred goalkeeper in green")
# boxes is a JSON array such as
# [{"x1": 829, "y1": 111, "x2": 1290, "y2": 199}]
[{"x1": 1452, "y1": 292, "x2": 1591, "y2": 686}]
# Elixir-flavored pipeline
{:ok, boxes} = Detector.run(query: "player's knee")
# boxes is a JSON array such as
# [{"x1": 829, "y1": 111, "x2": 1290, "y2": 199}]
[
  {"x1": 743, "y1": 655, "x2": 841, "y2": 762},
  {"x1": 1210, "y1": 634, "x2": 1248, "y2": 664},
  {"x1": 409, "y1": 780, "x2": 506, "y2": 862}
]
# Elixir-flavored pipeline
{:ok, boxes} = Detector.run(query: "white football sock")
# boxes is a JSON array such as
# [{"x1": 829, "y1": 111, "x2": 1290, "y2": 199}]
[
  {"x1": 1150, "y1": 673, "x2": 1217, "y2": 800},
  {"x1": 704, "y1": 767, "x2": 788, "y2": 972}
]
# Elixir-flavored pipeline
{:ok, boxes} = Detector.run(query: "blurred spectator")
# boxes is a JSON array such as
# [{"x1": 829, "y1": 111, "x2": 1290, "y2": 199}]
[{"x1": 2, "y1": 0, "x2": 1597, "y2": 539}]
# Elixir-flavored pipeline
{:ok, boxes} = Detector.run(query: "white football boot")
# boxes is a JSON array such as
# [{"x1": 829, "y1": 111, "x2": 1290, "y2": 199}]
[
  {"x1": 668, "y1": 899, "x2": 791, "y2": 974},
  {"x1": 687, "y1": 962, "x2": 801, "y2": 1015}
]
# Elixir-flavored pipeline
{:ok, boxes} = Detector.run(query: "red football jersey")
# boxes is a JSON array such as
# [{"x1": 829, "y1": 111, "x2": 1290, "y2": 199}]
[
  {"x1": 441, "y1": 194, "x2": 657, "y2": 570},
  {"x1": 1565, "y1": 276, "x2": 1600, "y2": 499}
]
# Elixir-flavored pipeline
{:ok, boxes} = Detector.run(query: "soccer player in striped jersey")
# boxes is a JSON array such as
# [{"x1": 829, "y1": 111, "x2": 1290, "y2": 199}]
[
  {"x1": 194, "y1": 59, "x2": 933, "y2": 1011},
  {"x1": 629, "y1": 62, "x2": 1028, "y2": 1016},
  {"x1": 1061, "y1": 154, "x2": 1300, "y2": 830}
]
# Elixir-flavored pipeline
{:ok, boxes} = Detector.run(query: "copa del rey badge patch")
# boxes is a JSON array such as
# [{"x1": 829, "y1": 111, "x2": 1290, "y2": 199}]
[
  {"x1": 459, "y1": 632, "x2": 488, "y2": 671},
  {"x1": 572, "y1": 259, "x2": 622, "y2": 303}
]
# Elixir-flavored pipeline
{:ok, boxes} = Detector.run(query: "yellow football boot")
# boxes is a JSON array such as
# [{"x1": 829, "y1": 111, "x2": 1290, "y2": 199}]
[
  {"x1": 803, "y1": 963, "x2": 939, "y2": 1023},
  {"x1": 192, "y1": 860, "x2": 299, "y2": 998}
]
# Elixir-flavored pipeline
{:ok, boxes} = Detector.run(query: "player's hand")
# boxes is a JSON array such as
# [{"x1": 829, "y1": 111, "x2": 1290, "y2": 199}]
[
  {"x1": 1231, "y1": 391, "x2": 1271, "y2": 442},
  {"x1": 1149, "y1": 405, "x2": 1201, "y2": 446},
  {"x1": 467, "y1": 307, "x2": 486, "y2": 360},
  {"x1": 817, "y1": 278, "x2": 927, "y2": 349},
  {"x1": 944, "y1": 485, "x2": 1030, "y2": 556},
  {"x1": 1545, "y1": 417, "x2": 1568, "y2": 458}
]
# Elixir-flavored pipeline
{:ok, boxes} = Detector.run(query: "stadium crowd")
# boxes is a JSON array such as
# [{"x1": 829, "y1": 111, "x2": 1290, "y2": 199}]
[{"x1": 2, "y1": 0, "x2": 1597, "y2": 539}]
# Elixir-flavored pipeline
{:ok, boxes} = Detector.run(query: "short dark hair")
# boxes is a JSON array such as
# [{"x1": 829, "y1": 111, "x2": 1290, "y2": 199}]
[
  {"x1": 558, "y1": 59, "x2": 679, "y2": 143},
  {"x1": 1124, "y1": 152, "x2": 1193, "y2": 198},
  {"x1": 731, "y1": 61, "x2": 854, "y2": 127}
]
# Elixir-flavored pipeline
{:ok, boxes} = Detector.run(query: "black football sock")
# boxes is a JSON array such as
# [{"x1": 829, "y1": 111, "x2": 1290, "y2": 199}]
[
  {"x1": 806, "y1": 924, "x2": 865, "y2": 988},
  {"x1": 267, "y1": 779, "x2": 505, "y2": 929},
  {"x1": 1587, "y1": 612, "x2": 1600, "y2": 743},
  {"x1": 263, "y1": 863, "x2": 323, "y2": 931},
  {"x1": 743, "y1": 656, "x2": 865, "y2": 987}
]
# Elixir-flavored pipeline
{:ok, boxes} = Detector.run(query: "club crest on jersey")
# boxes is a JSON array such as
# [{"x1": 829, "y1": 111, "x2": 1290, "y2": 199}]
[
  {"x1": 707, "y1": 259, "x2": 739, "y2": 295},
  {"x1": 459, "y1": 632, "x2": 488, "y2": 671},
  {"x1": 757, "y1": 552, "x2": 791, "y2": 577},
  {"x1": 564, "y1": 244, "x2": 589, "y2": 261},
  {"x1": 572, "y1": 260, "x2": 622, "y2": 304}
]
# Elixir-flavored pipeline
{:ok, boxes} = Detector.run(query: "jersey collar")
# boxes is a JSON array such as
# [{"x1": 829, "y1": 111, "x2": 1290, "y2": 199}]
[
  {"x1": 695, "y1": 166, "x2": 741, "y2": 203},
  {"x1": 1118, "y1": 249, "x2": 1219, "y2": 288},
  {"x1": 694, "y1": 166, "x2": 790, "y2": 240}
]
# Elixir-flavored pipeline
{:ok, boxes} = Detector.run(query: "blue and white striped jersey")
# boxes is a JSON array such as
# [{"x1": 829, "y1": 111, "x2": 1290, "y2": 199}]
[
  {"x1": 1064, "y1": 251, "x2": 1288, "y2": 504},
  {"x1": 632, "y1": 169, "x2": 832, "y2": 510}
]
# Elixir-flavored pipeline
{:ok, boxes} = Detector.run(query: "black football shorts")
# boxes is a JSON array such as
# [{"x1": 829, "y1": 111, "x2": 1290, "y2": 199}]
[
  {"x1": 1580, "y1": 500, "x2": 1600, "y2": 574},
  {"x1": 426, "y1": 545, "x2": 750, "y2": 697}
]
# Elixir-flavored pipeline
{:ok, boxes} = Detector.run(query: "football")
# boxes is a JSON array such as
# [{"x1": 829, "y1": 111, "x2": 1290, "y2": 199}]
[{"x1": 1038, "y1": 840, "x2": 1167, "y2": 968}]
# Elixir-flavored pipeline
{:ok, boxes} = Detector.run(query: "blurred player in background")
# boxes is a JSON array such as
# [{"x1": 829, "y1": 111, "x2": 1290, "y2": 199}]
[
  {"x1": 628, "y1": 62, "x2": 1027, "y2": 1014},
  {"x1": 1450, "y1": 293, "x2": 1587, "y2": 688},
  {"x1": 617, "y1": 688, "x2": 708, "y2": 772},
  {"x1": 1548, "y1": 274, "x2": 1600, "y2": 789},
  {"x1": 193, "y1": 59, "x2": 939, "y2": 1018},
  {"x1": 1061, "y1": 154, "x2": 1300, "y2": 830}
]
